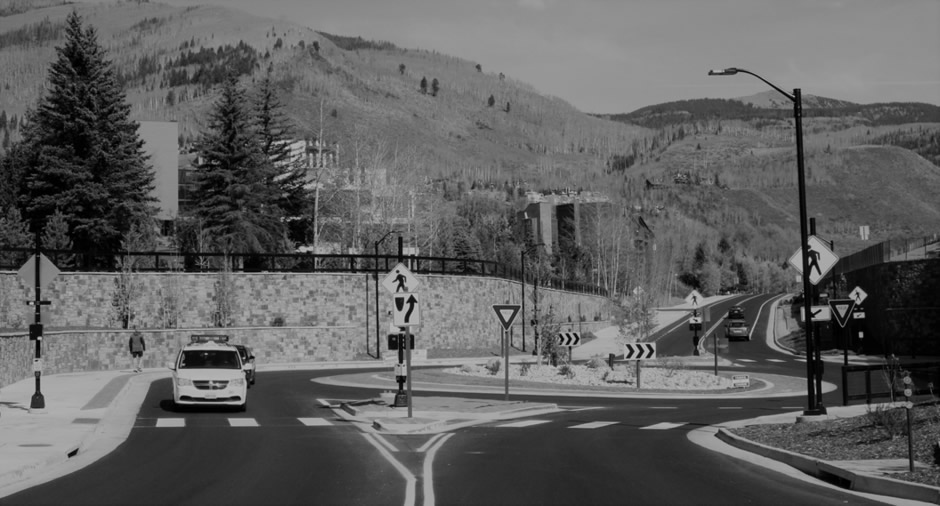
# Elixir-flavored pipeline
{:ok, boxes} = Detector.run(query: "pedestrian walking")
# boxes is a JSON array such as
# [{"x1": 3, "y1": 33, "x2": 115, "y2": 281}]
[{"x1": 129, "y1": 326, "x2": 145, "y2": 372}]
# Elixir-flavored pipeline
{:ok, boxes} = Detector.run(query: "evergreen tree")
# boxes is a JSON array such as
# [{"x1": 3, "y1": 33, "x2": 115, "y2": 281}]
[
  {"x1": 252, "y1": 66, "x2": 308, "y2": 240},
  {"x1": 419, "y1": 76, "x2": 428, "y2": 94},
  {"x1": 431, "y1": 78, "x2": 439, "y2": 97},
  {"x1": 192, "y1": 72, "x2": 286, "y2": 254},
  {"x1": 487, "y1": 95, "x2": 495, "y2": 107},
  {"x1": 13, "y1": 12, "x2": 156, "y2": 254}
]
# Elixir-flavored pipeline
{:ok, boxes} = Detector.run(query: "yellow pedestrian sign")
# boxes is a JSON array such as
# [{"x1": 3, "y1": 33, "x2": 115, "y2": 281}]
[
  {"x1": 788, "y1": 236, "x2": 839, "y2": 285},
  {"x1": 382, "y1": 263, "x2": 420, "y2": 294},
  {"x1": 685, "y1": 290, "x2": 703, "y2": 308},
  {"x1": 849, "y1": 286, "x2": 868, "y2": 305}
]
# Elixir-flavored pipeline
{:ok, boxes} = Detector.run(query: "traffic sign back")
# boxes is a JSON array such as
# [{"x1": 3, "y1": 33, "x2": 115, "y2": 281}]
[{"x1": 18, "y1": 254, "x2": 60, "y2": 290}]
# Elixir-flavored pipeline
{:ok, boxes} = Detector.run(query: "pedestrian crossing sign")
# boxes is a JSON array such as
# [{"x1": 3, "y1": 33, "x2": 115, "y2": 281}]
[{"x1": 788, "y1": 235, "x2": 839, "y2": 285}]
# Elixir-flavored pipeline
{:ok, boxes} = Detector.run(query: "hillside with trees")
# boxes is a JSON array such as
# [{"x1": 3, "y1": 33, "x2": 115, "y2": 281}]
[{"x1": 0, "y1": 0, "x2": 938, "y2": 319}]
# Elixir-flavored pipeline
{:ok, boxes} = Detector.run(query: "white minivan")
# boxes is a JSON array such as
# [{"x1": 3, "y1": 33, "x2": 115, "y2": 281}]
[{"x1": 168, "y1": 335, "x2": 248, "y2": 411}]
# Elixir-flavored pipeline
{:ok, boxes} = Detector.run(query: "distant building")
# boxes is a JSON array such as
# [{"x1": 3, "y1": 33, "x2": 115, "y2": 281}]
[{"x1": 516, "y1": 190, "x2": 611, "y2": 255}]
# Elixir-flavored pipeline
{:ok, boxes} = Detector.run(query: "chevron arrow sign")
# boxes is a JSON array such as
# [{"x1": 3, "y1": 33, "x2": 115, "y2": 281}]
[
  {"x1": 557, "y1": 332, "x2": 581, "y2": 346},
  {"x1": 623, "y1": 343, "x2": 656, "y2": 360}
]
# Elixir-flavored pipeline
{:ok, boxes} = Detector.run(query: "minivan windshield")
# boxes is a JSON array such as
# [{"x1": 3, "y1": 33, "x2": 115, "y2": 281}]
[{"x1": 180, "y1": 350, "x2": 241, "y2": 369}]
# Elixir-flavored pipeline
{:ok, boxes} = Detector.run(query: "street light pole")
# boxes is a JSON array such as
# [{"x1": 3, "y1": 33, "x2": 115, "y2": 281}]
[
  {"x1": 374, "y1": 230, "x2": 399, "y2": 360},
  {"x1": 708, "y1": 67, "x2": 824, "y2": 415}
]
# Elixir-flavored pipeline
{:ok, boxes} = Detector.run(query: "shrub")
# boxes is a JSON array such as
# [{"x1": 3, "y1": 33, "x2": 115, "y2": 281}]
[
  {"x1": 654, "y1": 357, "x2": 686, "y2": 377},
  {"x1": 604, "y1": 369, "x2": 631, "y2": 384},
  {"x1": 272, "y1": 316, "x2": 285, "y2": 327},
  {"x1": 559, "y1": 363, "x2": 576, "y2": 379},
  {"x1": 519, "y1": 362, "x2": 531, "y2": 377},
  {"x1": 485, "y1": 358, "x2": 501, "y2": 375},
  {"x1": 586, "y1": 355, "x2": 610, "y2": 370},
  {"x1": 865, "y1": 403, "x2": 907, "y2": 440},
  {"x1": 459, "y1": 363, "x2": 477, "y2": 373}
]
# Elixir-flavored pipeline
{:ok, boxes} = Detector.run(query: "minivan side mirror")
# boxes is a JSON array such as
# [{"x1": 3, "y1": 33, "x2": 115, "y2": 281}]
[{"x1": 167, "y1": 361, "x2": 176, "y2": 371}]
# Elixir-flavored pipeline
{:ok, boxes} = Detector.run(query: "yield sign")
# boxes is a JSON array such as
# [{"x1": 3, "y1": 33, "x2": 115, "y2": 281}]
[
  {"x1": 849, "y1": 286, "x2": 868, "y2": 305},
  {"x1": 492, "y1": 304, "x2": 520, "y2": 331},
  {"x1": 18, "y1": 254, "x2": 60, "y2": 290},
  {"x1": 788, "y1": 235, "x2": 839, "y2": 285},
  {"x1": 382, "y1": 263, "x2": 420, "y2": 294},
  {"x1": 829, "y1": 299, "x2": 856, "y2": 328}
]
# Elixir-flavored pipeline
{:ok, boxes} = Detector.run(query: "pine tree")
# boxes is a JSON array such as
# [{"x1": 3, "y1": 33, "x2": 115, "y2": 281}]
[
  {"x1": 252, "y1": 66, "x2": 308, "y2": 238},
  {"x1": 192, "y1": 72, "x2": 286, "y2": 254},
  {"x1": 14, "y1": 12, "x2": 156, "y2": 254},
  {"x1": 431, "y1": 78, "x2": 440, "y2": 97},
  {"x1": 420, "y1": 77, "x2": 428, "y2": 94}
]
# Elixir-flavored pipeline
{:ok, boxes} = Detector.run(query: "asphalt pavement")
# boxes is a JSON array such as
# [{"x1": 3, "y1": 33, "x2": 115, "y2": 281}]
[{"x1": 0, "y1": 294, "x2": 937, "y2": 504}]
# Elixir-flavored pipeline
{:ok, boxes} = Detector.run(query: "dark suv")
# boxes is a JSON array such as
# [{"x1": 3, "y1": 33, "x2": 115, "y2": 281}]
[
  {"x1": 728, "y1": 305, "x2": 745, "y2": 320},
  {"x1": 234, "y1": 345, "x2": 256, "y2": 387}
]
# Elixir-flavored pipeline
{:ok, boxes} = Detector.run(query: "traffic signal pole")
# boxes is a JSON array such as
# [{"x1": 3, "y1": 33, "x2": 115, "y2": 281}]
[{"x1": 30, "y1": 227, "x2": 45, "y2": 411}]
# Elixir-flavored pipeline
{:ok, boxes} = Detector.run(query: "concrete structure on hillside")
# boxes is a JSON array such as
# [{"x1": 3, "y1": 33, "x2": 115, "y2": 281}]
[{"x1": 517, "y1": 190, "x2": 611, "y2": 255}]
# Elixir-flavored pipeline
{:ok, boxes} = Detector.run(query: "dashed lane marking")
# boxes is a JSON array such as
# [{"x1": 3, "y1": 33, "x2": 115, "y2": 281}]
[
  {"x1": 737, "y1": 359, "x2": 757, "y2": 363},
  {"x1": 495, "y1": 420, "x2": 552, "y2": 428},
  {"x1": 569, "y1": 421, "x2": 619, "y2": 429},
  {"x1": 228, "y1": 418, "x2": 259, "y2": 427},
  {"x1": 766, "y1": 358, "x2": 787, "y2": 363},
  {"x1": 640, "y1": 422, "x2": 687, "y2": 430},
  {"x1": 155, "y1": 418, "x2": 185, "y2": 427},
  {"x1": 298, "y1": 417, "x2": 333, "y2": 426}
]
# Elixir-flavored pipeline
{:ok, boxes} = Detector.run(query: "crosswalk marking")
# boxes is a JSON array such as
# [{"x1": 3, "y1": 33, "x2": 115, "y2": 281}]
[
  {"x1": 228, "y1": 418, "x2": 259, "y2": 427},
  {"x1": 569, "y1": 421, "x2": 619, "y2": 429},
  {"x1": 737, "y1": 358, "x2": 757, "y2": 363},
  {"x1": 640, "y1": 422, "x2": 686, "y2": 430},
  {"x1": 496, "y1": 420, "x2": 551, "y2": 428},
  {"x1": 298, "y1": 418, "x2": 333, "y2": 426},
  {"x1": 156, "y1": 418, "x2": 185, "y2": 427},
  {"x1": 766, "y1": 358, "x2": 787, "y2": 363}
]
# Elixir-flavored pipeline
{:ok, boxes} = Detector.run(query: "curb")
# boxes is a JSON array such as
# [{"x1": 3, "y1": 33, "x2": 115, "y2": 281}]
[{"x1": 716, "y1": 429, "x2": 940, "y2": 504}]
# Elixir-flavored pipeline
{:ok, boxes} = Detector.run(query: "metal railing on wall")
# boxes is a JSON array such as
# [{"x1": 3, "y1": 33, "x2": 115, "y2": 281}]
[
  {"x1": 835, "y1": 233, "x2": 939, "y2": 275},
  {"x1": 0, "y1": 247, "x2": 608, "y2": 297}
]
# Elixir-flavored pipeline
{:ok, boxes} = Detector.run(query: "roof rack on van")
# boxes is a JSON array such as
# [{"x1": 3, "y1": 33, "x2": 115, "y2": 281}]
[{"x1": 190, "y1": 334, "x2": 230, "y2": 344}]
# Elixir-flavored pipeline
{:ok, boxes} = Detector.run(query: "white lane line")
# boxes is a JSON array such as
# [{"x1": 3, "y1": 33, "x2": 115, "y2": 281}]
[
  {"x1": 228, "y1": 418, "x2": 259, "y2": 427},
  {"x1": 766, "y1": 358, "x2": 787, "y2": 363},
  {"x1": 362, "y1": 433, "x2": 415, "y2": 506},
  {"x1": 422, "y1": 433, "x2": 454, "y2": 506},
  {"x1": 155, "y1": 418, "x2": 185, "y2": 427},
  {"x1": 737, "y1": 358, "x2": 757, "y2": 362},
  {"x1": 569, "y1": 421, "x2": 619, "y2": 429},
  {"x1": 316, "y1": 398, "x2": 332, "y2": 407},
  {"x1": 496, "y1": 420, "x2": 551, "y2": 428},
  {"x1": 560, "y1": 406, "x2": 604, "y2": 412},
  {"x1": 717, "y1": 407, "x2": 743, "y2": 410},
  {"x1": 369, "y1": 433, "x2": 399, "y2": 453},
  {"x1": 417, "y1": 433, "x2": 446, "y2": 453},
  {"x1": 298, "y1": 418, "x2": 333, "y2": 426},
  {"x1": 640, "y1": 422, "x2": 687, "y2": 430},
  {"x1": 649, "y1": 406, "x2": 678, "y2": 410}
]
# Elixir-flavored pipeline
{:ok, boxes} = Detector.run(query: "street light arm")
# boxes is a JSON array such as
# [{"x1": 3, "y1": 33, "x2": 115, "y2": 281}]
[{"x1": 708, "y1": 67, "x2": 795, "y2": 103}]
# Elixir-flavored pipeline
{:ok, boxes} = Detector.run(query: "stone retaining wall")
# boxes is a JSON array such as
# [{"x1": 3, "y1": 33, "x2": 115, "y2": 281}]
[{"x1": 0, "y1": 271, "x2": 612, "y2": 387}]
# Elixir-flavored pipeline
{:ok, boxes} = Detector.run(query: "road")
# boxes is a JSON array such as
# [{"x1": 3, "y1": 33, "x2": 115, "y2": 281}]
[{"x1": 4, "y1": 294, "x2": 878, "y2": 505}]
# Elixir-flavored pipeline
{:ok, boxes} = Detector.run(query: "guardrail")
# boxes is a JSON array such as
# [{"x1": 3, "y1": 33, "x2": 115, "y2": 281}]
[
  {"x1": 841, "y1": 361, "x2": 940, "y2": 405},
  {"x1": 0, "y1": 247, "x2": 608, "y2": 297}
]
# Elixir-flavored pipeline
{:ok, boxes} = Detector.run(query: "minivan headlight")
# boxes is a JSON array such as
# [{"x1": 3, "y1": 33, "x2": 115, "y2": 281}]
[
  {"x1": 229, "y1": 377, "x2": 245, "y2": 386},
  {"x1": 176, "y1": 377, "x2": 193, "y2": 387}
]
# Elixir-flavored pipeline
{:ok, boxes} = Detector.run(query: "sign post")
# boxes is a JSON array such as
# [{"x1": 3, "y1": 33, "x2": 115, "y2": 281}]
[
  {"x1": 493, "y1": 304, "x2": 521, "y2": 400},
  {"x1": 384, "y1": 262, "x2": 421, "y2": 416},
  {"x1": 623, "y1": 343, "x2": 656, "y2": 389},
  {"x1": 18, "y1": 234, "x2": 59, "y2": 413}
]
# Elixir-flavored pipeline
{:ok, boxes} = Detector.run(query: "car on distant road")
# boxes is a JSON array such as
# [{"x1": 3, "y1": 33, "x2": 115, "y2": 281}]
[
  {"x1": 728, "y1": 305, "x2": 745, "y2": 320},
  {"x1": 724, "y1": 319, "x2": 750, "y2": 341},
  {"x1": 168, "y1": 335, "x2": 247, "y2": 411},
  {"x1": 234, "y1": 344, "x2": 256, "y2": 387}
]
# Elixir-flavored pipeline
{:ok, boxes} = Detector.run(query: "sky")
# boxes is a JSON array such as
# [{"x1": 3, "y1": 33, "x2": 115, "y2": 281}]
[{"x1": 155, "y1": 0, "x2": 940, "y2": 114}]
